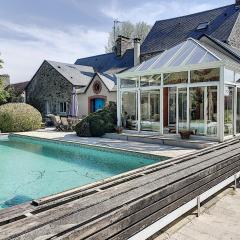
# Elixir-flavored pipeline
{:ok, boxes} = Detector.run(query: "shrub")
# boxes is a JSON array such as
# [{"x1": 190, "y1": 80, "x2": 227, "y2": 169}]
[
  {"x1": 75, "y1": 102, "x2": 117, "y2": 137},
  {"x1": 0, "y1": 103, "x2": 42, "y2": 132}
]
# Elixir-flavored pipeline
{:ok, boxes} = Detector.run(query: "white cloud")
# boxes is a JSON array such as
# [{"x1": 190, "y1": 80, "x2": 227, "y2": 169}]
[
  {"x1": 0, "y1": 21, "x2": 108, "y2": 83},
  {"x1": 101, "y1": 1, "x2": 218, "y2": 24}
]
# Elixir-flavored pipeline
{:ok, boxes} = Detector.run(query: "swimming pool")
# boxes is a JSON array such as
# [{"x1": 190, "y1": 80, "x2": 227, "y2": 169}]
[{"x1": 0, "y1": 134, "x2": 168, "y2": 209}]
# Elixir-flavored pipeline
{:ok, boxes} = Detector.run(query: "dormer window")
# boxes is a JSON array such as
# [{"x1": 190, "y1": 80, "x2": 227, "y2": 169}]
[{"x1": 196, "y1": 22, "x2": 209, "y2": 30}]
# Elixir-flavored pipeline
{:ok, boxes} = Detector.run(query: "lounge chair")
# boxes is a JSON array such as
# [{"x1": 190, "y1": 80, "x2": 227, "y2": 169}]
[
  {"x1": 47, "y1": 114, "x2": 62, "y2": 131},
  {"x1": 61, "y1": 117, "x2": 70, "y2": 131}
]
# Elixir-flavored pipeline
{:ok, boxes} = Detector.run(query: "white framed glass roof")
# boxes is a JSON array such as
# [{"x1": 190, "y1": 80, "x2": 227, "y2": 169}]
[{"x1": 127, "y1": 38, "x2": 221, "y2": 74}]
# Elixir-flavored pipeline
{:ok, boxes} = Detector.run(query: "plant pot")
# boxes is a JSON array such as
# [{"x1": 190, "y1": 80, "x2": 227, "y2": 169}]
[{"x1": 179, "y1": 131, "x2": 191, "y2": 139}]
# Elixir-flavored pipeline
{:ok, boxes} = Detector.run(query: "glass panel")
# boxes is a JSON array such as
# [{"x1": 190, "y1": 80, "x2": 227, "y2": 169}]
[
  {"x1": 186, "y1": 46, "x2": 206, "y2": 65},
  {"x1": 169, "y1": 41, "x2": 196, "y2": 67},
  {"x1": 140, "y1": 75, "x2": 161, "y2": 87},
  {"x1": 200, "y1": 53, "x2": 218, "y2": 63},
  {"x1": 207, "y1": 86, "x2": 218, "y2": 136},
  {"x1": 235, "y1": 73, "x2": 240, "y2": 83},
  {"x1": 140, "y1": 90, "x2": 160, "y2": 131},
  {"x1": 169, "y1": 88, "x2": 176, "y2": 125},
  {"x1": 138, "y1": 55, "x2": 159, "y2": 71},
  {"x1": 152, "y1": 42, "x2": 185, "y2": 69},
  {"x1": 120, "y1": 77, "x2": 138, "y2": 88},
  {"x1": 224, "y1": 68, "x2": 234, "y2": 83},
  {"x1": 224, "y1": 86, "x2": 234, "y2": 136},
  {"x1": 121, "y1": 92, "x2": 138, "y2": 130},
  {"x1": 178, "y1": 88, "x2": 187, "y2": 131},
  {"x1": 163, "y1": 71, "x2": 188, "y2": 85},
  {"x1": 191, "y1": 68, "x2": 220, "y2": 83},
  {"x1": 189, "y1": 87, "x2": 205, "y2": 135},
  {"x1": 236, "y1": 88, "x2": 240, "y2": 134}
]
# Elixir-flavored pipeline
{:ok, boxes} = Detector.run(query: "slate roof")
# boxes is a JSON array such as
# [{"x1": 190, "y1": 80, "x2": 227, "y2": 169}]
[
  {"x1": 7, "y1": 81, "x2": 29, "y2": 95},
  {"x1": 75, "y1": 49, "x2": 134, "y2": 74},
  {"x1": 141, "y1": 4, "x2": 240, "y2": 55},
  {"x1": 47, "y1": 60, "x2": 95, "y2": 86}
]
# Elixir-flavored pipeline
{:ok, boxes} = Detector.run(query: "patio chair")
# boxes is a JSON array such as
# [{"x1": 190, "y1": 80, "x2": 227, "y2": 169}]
[
  {"x1": 60, "y1": 117, "x2": 70, "y2": 131},
  {"x1": 47, "y1": 114, "x2": 62, "y2": 131}
]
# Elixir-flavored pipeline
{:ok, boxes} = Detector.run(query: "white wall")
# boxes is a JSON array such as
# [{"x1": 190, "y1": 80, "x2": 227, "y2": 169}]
[{"x1": 77, "y1": 75, "x2": 117, "y2": 117}]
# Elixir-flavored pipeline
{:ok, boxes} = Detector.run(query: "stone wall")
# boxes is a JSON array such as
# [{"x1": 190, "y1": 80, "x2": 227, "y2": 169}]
[
  {"x1": 225, "y1": 13, "x2": 240, "y2": 50},
  {"x1": 26, "y1": 61, "x2": 73, "y2": 116}
]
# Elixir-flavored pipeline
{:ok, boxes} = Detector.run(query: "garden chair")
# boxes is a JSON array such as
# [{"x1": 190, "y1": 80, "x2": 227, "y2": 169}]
[
  {"x1": 47, "y1": 114, "x2": 62, "y2": 131},
  {"x1": 61, "y1": 117, "x2": 70, "y2": 131}
]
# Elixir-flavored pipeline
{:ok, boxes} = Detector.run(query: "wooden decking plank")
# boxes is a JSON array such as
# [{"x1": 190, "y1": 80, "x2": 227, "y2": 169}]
[
  {"x1": 108, "y1": 166, "x2": 240, "y2": 240},
  {"x1": 54, "y1": 156, "x2": 240, "y2": 240},
  {"x1": 83, "y1": 158, "x2": 240, "y2": 240},
  {"x1": 0, "y1": 147, "x2": 239, "y2": 239}
]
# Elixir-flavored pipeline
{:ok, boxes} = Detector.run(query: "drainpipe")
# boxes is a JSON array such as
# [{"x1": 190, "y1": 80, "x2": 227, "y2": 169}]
[{"x1": 134, "y1": 38, "x2": 141, "y2": 66}]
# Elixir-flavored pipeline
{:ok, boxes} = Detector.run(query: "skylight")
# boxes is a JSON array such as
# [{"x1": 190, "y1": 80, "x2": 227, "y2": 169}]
[{"x1": 196, "y1": 22, "x2": 209, "y2": 30}]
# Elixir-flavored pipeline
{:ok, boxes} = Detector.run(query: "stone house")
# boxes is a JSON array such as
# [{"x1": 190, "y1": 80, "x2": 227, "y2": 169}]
[{"x1": 25, "y1": 36, "x2": 138, "y2": 117}]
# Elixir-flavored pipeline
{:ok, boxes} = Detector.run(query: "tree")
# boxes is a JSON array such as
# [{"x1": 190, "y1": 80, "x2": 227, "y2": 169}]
[
  {"x1": 0, "y1": 55, "x2": 9, "y2": 105},
  {"x1": 105, "y1": 21, "x2": 151, "y2": 53}
]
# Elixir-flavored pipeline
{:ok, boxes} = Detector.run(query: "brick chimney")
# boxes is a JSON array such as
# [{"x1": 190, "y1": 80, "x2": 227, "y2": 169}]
[
  {"x1": 134, "y1": 38, "x2": 141, "y2": 66},
  {"x1": 115, "y1": 35, "x2": 132, "y2": 57},
  {"x1": 236, "y1": 0, "x2": 240, "y2": 6}
]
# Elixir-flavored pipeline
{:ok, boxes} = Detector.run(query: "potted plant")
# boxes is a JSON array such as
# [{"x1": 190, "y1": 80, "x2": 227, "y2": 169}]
[
  {"x1": 179, "y1": 130, "x2": 192, "y2": 139},
  {"x1": 115, "y1": 126, "x2": 123, "y2": 134}
]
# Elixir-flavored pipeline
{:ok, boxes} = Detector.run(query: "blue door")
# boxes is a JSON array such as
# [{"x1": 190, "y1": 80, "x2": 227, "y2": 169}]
[{"x1": 95, "y1": 98, "x2": 105, "y2": 111}]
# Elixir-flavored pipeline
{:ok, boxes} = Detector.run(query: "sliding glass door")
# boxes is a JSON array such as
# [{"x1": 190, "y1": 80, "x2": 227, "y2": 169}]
[{"x1": 140, "y1": 90, "x2": 160, "y2": 131}]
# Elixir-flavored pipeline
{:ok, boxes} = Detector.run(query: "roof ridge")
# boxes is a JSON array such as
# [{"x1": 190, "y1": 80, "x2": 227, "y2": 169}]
[{"x1": 155, "y1": 4, "x2": 234, "y2": 23}]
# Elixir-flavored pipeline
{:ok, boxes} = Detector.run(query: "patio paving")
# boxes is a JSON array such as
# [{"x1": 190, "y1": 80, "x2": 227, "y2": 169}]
[
  {"x1": 154, "y1": 188, "x2": 240, "y2": 240},
  {"x1": 16, "y1": 128, "x2": 195, "y2": 158}
]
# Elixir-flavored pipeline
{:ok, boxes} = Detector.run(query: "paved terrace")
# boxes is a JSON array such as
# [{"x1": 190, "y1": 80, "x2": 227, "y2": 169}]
[
  {"x1": 16, "y1": 128, "x2": 195, "y2": 158},
  {"x1": 155, "y1": 188, "x2": 240, "y2": 240}
]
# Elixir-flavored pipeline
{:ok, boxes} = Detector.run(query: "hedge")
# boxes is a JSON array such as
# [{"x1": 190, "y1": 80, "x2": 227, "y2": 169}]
[{"x1": 0, "y1": 103, "x2": 42, "y2": 132}]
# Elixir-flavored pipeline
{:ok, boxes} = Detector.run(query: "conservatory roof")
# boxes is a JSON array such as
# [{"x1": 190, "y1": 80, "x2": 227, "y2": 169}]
[{"x1": 118, "y1": 38, "x2": 227, "y2": 78}]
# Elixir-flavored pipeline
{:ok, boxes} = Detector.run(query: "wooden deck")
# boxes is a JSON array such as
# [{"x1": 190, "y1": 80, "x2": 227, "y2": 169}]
[{"x1": 0, "y1": 138, "x2": 240, "y2": 240}]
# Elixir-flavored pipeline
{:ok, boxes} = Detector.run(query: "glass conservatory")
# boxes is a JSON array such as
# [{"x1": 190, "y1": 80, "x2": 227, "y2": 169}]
[{"x1": 117, "y1": 38, "x2": 240, "y2": 142}]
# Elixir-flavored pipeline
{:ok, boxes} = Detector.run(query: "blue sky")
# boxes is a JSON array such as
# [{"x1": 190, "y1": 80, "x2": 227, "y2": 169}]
[{"x1": 0, "y1": 0, "x2": 233, "y2": 83}]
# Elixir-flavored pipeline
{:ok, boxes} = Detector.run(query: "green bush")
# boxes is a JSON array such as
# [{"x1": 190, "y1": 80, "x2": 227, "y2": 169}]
[
  {"x1": 0, "y1": 103, "x2": 42, "y2": 132},
  {"x1": 75, "y1": 102, "x2": 117, "y2": 137}
]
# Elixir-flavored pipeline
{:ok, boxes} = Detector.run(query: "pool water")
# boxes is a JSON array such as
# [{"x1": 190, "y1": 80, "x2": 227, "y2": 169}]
[{"x1": 0, "y1": 135, "x2": 167, "y2": 209}]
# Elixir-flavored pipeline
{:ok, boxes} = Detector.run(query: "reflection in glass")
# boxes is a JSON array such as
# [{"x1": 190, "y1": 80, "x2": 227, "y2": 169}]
[
  {"x1": 140, "y1": 90, "x2": 160, "y2": 131},
  {"x1": 163, "y1": 72, "x2": 188, "y2": 85},
  {"x1": 236, "y1": 88, "x2": 240, "y2": 134},
  {"x1": 191, "y1": 68, "x2": 220, "y2": 83},
  {"x1": 121, "y1": 92, "x2": 138, "y2": 130},
  {"x1": 140, "y1": 75, "x2": 161, "y2": 87},
  {"x1": 120, "y1": 77, "x2": 138, "y2": 88},
  {"x1": 224, "y1": 86, "x2": 234, "y2": 136},
  {"x1": 224, "y1": 68, "x2": 234, "y2": 83},
  {"x1": 207, "y1": 86, "x2": 218, "y2": 136},
  {"x1": 189, "y1": 87, "x2": 205, "y2": 135},
  {"x1": 169, "y1": 88, "x2": 176, "y2": 125},
  {"x1": 178, "y1": 88, "x2": 187, "y2": 131}
]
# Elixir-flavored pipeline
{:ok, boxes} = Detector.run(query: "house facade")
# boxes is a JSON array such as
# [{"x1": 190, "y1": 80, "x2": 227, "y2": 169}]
[
  {"x1": 117, "y1": 1, "x2": 240, "y2": 142},
  {"x1": 25, "y1": 36, "x2": 136, "y2": 117}
]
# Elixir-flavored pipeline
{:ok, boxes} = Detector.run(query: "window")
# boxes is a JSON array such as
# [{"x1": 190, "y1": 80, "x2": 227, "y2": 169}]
[
  {"x1": 120, "y1": 77, "x2": 138, "y2": 88},
  {"x1": 59, "y1": 102, "x2": 67, "y2": 113},
  {"x1": 196, "y1": 22, "x2": 209, "y2": 30},
  {"x1": 191, "y1": 68, "x2": 220, "y2": 83},
  {"x1": 140, "y1": 75, "x2": 161, "y2": 87},
  {"x1": 163, "y1": 72, "x2": 188, "y2": 85}
]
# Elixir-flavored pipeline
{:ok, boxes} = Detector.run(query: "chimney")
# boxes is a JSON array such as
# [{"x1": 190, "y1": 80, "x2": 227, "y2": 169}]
[
  {"x1": 115, "y1": 35, "x2": 132, "y2": 57},
  {"x1": 134, "y1": 38, "x2": 141, "y2": 66},
  {"x1": 236, "y1": 0, "x2": 240, "y2": 6}
]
